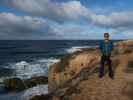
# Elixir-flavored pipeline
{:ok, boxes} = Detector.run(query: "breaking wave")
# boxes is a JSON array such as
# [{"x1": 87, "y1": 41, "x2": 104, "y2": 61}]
[
  {"x1": 3, "y1": 58, "x2": 60, "y2": 79},
  {"x1": 66, "y1": 46, "x2": 91, "y2": 53}
]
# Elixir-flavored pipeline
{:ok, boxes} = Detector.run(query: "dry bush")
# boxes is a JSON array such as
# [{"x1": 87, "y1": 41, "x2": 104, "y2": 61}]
[
  {"x1": 125, "y1": 60, "x2": 133, "y2": 73},
  {"x1": 124, "y1": 48, "x2": 133, "y2": 54},
  {"x1": 54, "y1": 54, "x2": 73, "y2": 73},
  {"x1": 112, "y1": 59, "x2": 120, "y2": 69},
  {"x1": 122, "y1": 82, "x2": 133, "y2": 100}
]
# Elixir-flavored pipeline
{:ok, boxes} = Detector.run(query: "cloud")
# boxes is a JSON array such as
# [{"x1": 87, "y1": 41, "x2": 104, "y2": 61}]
[
  {"x1": 90, "y1": 11, "x2": 133, "y2": 29},
  {"x1": 0, "y1": 12, "x2": 85, "y2": 40},
  {"x1": 6, "y1": 0, "x2": 90, "y2": 22},
  {"x1": 0, "y1": 12, "x2": 63, "y2": 39},
  {"x1": 6, "y1": 0, "x2": 133, "y2": 30},
  {"x1": 0, "y1": 0, "x2": 133, "y2": 39}
]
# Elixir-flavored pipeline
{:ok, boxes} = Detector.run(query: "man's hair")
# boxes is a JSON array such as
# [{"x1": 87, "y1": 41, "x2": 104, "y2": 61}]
[{"x1": 104, "y1": 33, "x2": 109, "y2": 37}]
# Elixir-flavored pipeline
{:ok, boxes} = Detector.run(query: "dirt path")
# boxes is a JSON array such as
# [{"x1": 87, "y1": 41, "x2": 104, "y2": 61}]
[{"x1": 71, "y1": 53, "x2": 133, "y2": 100}]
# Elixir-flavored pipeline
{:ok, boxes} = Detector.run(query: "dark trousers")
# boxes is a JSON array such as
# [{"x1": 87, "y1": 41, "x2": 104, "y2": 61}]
[{"x1": 99, "y1": 55, "x2": 113, "y2": 78}]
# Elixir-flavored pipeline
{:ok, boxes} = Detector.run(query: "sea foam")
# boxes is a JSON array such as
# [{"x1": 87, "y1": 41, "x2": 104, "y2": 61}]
[
  {"x1": 22, "y1": 85, "x2": 48, "y2": 100},
  {"x1": 66, "y1": 46, "x2": 91, "y2": 53},
  {"x1": 3, "y1": 58, "x2": 60, "y2": 79}
]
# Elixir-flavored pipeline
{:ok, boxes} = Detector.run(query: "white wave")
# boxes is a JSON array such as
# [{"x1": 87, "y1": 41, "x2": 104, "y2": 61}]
[
  {"x1": 37, "y1": 57, "x2": 60, "y2": 68},
  {"x1": 22, "y1": 85, "x2": 48, "y2": 100},
  {"x1": 15, "y1": 61, "x2": 29, "y2": 66},
  {"x1": 11, "y1": 61, "x2": 47, "y2": 79},
  {"x1": 4, "y1": 58, "x2": 59, "y2": 79},
  {"x1": 66, "y1": 46, "x2": 91, "y2": 53}
]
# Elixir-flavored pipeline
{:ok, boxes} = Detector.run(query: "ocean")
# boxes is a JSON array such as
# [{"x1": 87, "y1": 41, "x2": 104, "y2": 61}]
[{"x1": 0, "y1": 40, "x2": 122, "y2": 100}]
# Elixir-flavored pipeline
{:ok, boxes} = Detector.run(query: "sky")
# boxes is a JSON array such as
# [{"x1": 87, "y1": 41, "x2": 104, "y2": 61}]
[{"x1": 0, "y1": 0, "x2": 133, "y2": 40}]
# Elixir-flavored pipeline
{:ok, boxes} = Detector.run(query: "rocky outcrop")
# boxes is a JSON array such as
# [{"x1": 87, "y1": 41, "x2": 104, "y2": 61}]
[
  {"x1": 24, "y1": 76, "x2": 48, "y2": 88},
  {"x1": 4, "y1": 76, "x2": 48, "y2": 91},
  {"x1": 31, "y1": 40, "x2": 133, "y2": 100},
  {"x1": 4, "y1": 77, "x2": 26, "y2": 91},
  {"x1": 30, "y1": 94, "x2": 51, "y2": 100},
  {"x1": 48, "y1": 49, "x2": 100, "y2": 92}
]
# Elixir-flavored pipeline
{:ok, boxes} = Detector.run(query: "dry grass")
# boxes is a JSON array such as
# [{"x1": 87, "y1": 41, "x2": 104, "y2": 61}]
[
  {"x1": 69, "y1": 70, "x2": 76, "y2": 76},
  {"x1": 122, "y1": 82, "x2": 133, "y2": 100},
  {"x1": 112, "y1": 47, "x2": 133, "y2": 56},
  {"x1": 54, "y1": 54, "x2": 75, "y2": 73},
  {"x1": 112, "y1": 49, "x2": 119, "y2": 55},
  {"x1": 125, "y1": 60, "x2": 133, "y2": 73},
  {"x1": 124, "y1": 48, "x2": 133, "y2": 54}
]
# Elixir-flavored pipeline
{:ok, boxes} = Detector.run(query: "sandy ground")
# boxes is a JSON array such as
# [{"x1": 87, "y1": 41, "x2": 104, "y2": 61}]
[
  {"x1": 71, "y1": 52, "x2": 133, "y2": 100},
  {"x1": 49, "y1": 40, "x2": 133, "y2": 100}
]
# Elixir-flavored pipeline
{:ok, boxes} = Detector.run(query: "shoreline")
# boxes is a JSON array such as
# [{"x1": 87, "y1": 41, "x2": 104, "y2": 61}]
[
  {"x1": 46, "y1": 40, "x2": 133, "y2": 100},
  {"x1": 0, "y1": 40, "x2": 132, "y2": 100}
]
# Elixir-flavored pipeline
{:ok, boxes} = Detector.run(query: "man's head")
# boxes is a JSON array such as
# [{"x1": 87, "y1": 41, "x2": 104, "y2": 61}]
[{"x1": 104, "y1": 33, "x2": 109, "y2": 42}]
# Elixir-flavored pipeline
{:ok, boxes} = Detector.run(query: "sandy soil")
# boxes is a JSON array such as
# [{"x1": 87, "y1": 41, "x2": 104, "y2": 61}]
[
  {"x1": 48, "y1": 40, "x2": 133, "y2": 100},
  {"x1": 71, "y1": 53, "x2": 133, "y2": 100}
]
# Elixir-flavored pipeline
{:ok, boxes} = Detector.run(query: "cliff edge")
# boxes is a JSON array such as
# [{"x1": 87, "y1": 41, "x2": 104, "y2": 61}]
[{"x1": 32, "y1": 40, "x2": 133, "y2": 100}]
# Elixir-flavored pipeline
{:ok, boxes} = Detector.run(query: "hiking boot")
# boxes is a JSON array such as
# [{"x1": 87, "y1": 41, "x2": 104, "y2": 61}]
[
  {"x1": 99, "y1": 74, "x2": 104, "y2": 78},
  {"x1": 109, "y1": 72, "x2": 114, "y2": 79}
]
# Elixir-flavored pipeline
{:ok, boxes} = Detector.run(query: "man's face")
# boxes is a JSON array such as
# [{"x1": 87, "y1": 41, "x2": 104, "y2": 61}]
[{"x1": 104, "y1": 34, "x2": 109, "y2": 41}]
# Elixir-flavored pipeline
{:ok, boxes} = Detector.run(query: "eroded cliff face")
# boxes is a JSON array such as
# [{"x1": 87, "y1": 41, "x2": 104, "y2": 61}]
[
  {"x1": 48, "y1": 48, "x2": 100, "y2": 92},
  {"x1": 47, "y1": 40, "x2": 133, "y2": 100}
]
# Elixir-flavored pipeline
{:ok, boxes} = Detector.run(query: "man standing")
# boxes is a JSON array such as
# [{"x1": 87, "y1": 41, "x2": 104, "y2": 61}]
[{"x1": 99, "y1": 33, "x2": 114, "y2": 79}]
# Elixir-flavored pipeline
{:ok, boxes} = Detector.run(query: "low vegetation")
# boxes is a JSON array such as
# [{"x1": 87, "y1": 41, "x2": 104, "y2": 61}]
[
  {"x1": 122, "y1": 82, "x2": 133, "y2": 100},
  {"x1": 124, "y1": 48, "x2": 133, "y2": 54},
  {"x1": 54, "y1": 54, "x2": 74, "y2": 73},
  {"x1": 125, "y1": 60, "x2": 133, "y2": 73}
]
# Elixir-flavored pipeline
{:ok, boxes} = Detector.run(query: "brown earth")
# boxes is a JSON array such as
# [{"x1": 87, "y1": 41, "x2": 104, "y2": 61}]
[
  {"x1": 31, "y1": 40, "x2": 133, "y2": 100},
  {"x1": 70, "y1": 52, "x2": 133, "y2": 100}
]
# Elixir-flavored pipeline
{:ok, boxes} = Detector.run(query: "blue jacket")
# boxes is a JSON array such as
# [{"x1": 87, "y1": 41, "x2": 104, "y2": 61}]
[{"x1": 99, "y1": 40, "x2": 114, "y2": 56}]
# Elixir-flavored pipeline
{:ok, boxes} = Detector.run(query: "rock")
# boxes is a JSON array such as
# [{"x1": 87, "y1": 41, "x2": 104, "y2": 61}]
[
  {"x1": 22, "y1": 85, "x2": 48, "y2": 100},
  {"x1": 30, "y1": 94, "x2": 51, "y2": 100},
  {"x1": 4, "y1": 78, "x2": 26, "y2": 91},
  {"x1": 25, "y1": 76, "x2": 48, "y2": 88},
  {"x1": 3, "y1": 76, "x2": 48, "y2": 92}
]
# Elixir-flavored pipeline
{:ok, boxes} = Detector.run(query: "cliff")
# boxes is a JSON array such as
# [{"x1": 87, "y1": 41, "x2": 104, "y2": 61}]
[{"x1": 32, "y1": 40, "x2": 133, "y2": 100}]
